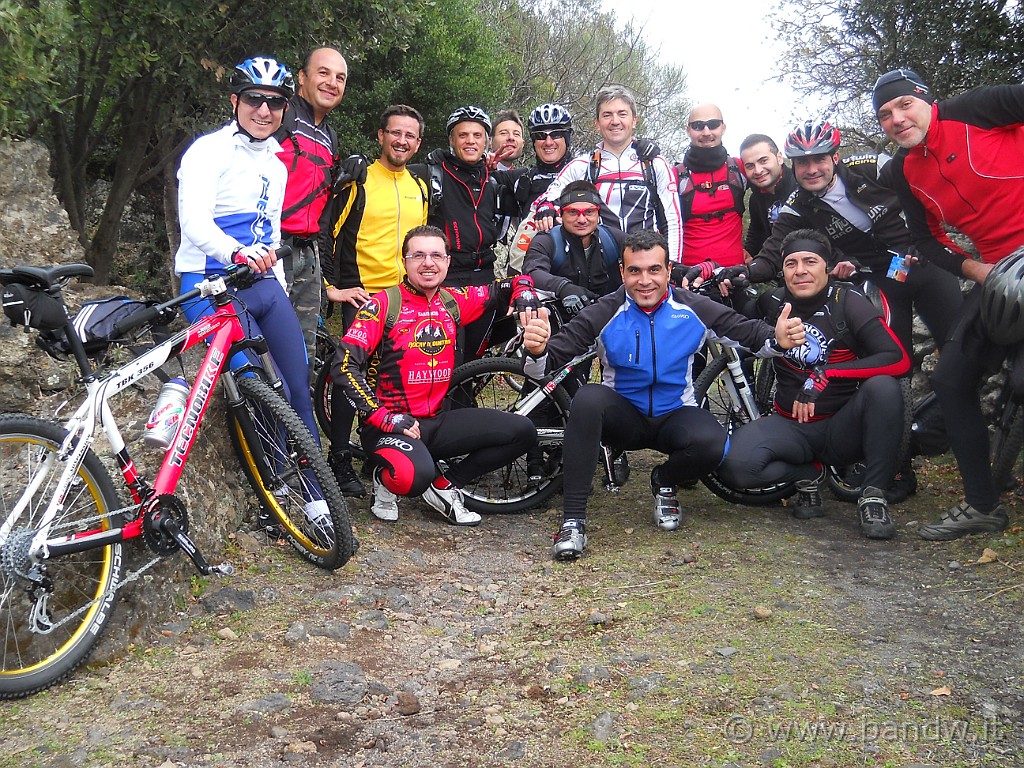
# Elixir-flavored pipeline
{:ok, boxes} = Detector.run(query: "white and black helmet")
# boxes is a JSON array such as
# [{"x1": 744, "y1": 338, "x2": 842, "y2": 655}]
[
  {"x1": 981, "y1": 247, "x2": 1024, "y2": 345},
  {"x1": 229, "y1": 56, "x2": 295, "y2": 97},
  {"x1": 446, "y1": 106, "x2": 492, "y2": 135},
  {"x1": 528, "y1": 103, "x2": 572, "y2": 134}
]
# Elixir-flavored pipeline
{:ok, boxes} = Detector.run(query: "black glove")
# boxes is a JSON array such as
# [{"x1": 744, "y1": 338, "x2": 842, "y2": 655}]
[
  {"x1": 670, "y1": 263, "x2": 689, "y2": 287},
  {"x1": 555, "y1": 283, "x2": 596, "y2": 301},
  {"x1": 634, "y1": 138, "x2": 661, "y2": 161},
  {"x1": 337, "y1": 154, "x2": 368, "y2": 185},
  {"x1": 535, "y1": 201, "x2": 557, "y2": 228},
  {"x1": 368, "y1": 407, "x2": 416, "y2": 434},
  {"x1": 561, "y1": 294, "x2": 592, "y2": 316},
  {"x1": 795, "y1": 368, "x2": 829, "y2": 405},
  {"x1": 715, "y1": 265, "x2": 750, "y2": 290},
  {"x1": 683, "y1": 260, "x2": 719, "y2": 285}
]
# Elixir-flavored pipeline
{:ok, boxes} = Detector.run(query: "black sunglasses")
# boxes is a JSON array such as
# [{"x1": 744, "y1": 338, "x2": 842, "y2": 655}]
[
  {"x1": 688, "y1": 119, "x2": 724, "y2": 131},
  {"x1": 531, "y1": 129, "x2": 569, "y2": 141},
  {"x1": 240, "y1": 92, "x2": 288, "y2": 112}
]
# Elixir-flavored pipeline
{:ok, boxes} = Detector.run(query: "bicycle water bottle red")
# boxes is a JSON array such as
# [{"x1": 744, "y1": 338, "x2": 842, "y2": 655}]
[{"x1": 144, "y1": 377, "x2": 190, "y2": 450}]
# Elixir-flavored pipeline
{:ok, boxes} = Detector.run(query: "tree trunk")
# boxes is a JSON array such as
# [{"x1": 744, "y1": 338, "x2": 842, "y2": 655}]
[{"x1": 86, "y1": 80, "x2": 157, "y2": 284}]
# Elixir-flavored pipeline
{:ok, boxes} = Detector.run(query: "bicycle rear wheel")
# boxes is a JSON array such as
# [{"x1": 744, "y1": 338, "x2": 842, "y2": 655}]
[
  {"x1": 0, "y1": 415, "x2": 124, "y2": 699},
  {"x1": 695, "y1": 353, "x2": 796, "y2": 506},
  {"x1": 991, "y1": 398, "x2": 1024, "y2": 493},
  {"x1": 227, "y1": 377, "x2": 356, "y2": 570},
  {"x1": 446, "y1": 357, "x2": 569, "y2": 514}
]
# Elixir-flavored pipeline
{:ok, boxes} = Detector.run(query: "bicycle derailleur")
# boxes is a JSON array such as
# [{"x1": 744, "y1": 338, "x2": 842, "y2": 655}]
[{"x1": 143, "y1": 494, "x2": 233, "y2": 577}]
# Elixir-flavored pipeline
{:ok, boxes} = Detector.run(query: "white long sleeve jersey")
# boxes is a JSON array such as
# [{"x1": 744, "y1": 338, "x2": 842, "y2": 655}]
[
  {"x1": 535, "y1": 143, "x2": 683, "y2": 261},
  {"x1": 175, "y1": 122, "x2": 286, "y2": 284}
]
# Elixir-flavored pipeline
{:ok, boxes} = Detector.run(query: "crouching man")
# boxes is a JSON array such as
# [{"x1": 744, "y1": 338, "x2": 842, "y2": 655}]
[
  {"x1": 521, "y1": 229, "x2": 802, "y2": 559},
  {"x1": 333, "y1": 225, "x2": 538, "y2": 525},
  {"x1": 719, "y1": 229, "x2": 910, "y2": 539}
]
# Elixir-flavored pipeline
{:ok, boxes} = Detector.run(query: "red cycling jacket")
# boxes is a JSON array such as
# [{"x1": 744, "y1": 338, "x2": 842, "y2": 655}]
[
  {"x1": 333, "y1": 278, "x2": 525, "y2": 420},
  {"x1": 884, "y1": 85, "x2": 1024, "y2": 274}
]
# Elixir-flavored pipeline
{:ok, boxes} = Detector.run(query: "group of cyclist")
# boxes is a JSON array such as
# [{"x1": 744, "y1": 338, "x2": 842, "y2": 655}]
[{"x1": 177, "y1": 49, "x2": 1024, "y2": 559}]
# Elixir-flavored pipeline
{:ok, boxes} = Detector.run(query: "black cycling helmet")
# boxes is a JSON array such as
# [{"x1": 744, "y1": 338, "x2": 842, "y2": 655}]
[
  {"x1": 229, "y1": 56, "x2": 295, "y2": 98},
  {"x1": 446, "y1": 106, "x2": 492, "y2": 135},
  {"x1": 528, "y1": 103, "x2": 572, "y2": 135},
  {"x1": 784, "y1": 119, "x2": 841, "y2": 158},
  {"x1": 981, "y1": 247, "x2": 1024, "y2": 345}
]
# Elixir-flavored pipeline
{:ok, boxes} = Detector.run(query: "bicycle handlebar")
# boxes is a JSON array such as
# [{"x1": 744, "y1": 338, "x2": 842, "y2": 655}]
[{"x1": 111, "y1": 245, "x2": 292, "y2": 339}]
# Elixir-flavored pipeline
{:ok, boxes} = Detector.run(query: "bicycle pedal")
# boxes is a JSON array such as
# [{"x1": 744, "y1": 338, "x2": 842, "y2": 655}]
[{"x1": 209, "y1": 563, "x2": 235, "y2": 577}]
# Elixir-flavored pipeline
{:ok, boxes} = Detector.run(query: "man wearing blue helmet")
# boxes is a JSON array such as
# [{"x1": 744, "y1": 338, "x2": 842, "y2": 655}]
[{"x1": 174, "y1": 56, "x2": 336, "y2": 540}]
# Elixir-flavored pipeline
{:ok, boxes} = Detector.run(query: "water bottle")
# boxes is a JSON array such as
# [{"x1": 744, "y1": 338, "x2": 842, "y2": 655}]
[{"x1": 144, "y1": 377, "x2": 190, "y2": 450}]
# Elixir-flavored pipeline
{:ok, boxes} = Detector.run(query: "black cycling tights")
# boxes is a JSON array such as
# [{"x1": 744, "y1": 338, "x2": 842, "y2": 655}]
[
  {"x1": 362, "y1": 409, "x2": 536, "y2": 497},
  {"x1": 561, "y1": 384, "x2": 728, "y2": 520}
]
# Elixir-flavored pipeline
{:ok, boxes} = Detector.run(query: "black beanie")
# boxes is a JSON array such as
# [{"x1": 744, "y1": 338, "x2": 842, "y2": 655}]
[{"x1": 872, "y1": 68, "x2": 934, "y2": 113}]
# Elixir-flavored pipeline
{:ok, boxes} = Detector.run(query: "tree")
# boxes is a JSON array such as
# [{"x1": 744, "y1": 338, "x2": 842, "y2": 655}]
[
  {"x1": 482, "y1": 0, "x2": 691, "y2": 158},
  {"x1": 12, "y1": 0, "x2": 419, "y2": 284},
  {"x1": 775, "y1": 0, "x2": 1024, "y2": 145},
  {"x1": 334, "y1": 0, "x2": 513, "y2": 156}
]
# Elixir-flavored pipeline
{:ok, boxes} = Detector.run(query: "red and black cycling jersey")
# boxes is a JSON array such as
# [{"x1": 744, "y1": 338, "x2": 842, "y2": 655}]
[
  {"x1": 275, "y1": 95, "x2": 338, "y2": 238},
  {"x1": 882, "y1": 85, "x2": 1024, "y2": 274},
  {"x1": 756, "y1": 284, "x2": 909, "y2": 419},
  {"x1": 333, "y1": 279, "x2": 516, "y2": 419}
]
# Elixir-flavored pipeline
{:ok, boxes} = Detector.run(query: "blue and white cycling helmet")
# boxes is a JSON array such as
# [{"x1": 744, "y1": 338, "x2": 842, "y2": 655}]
[
  {"x1": 446, "y1": 106, "x2": 492, "y2": 135},
  {"x1": 528, "y1": 103, "x2": 572, "y2": 135},
  {"x1": 229, "y1": 56, "x2": 295, "y2": 98}
]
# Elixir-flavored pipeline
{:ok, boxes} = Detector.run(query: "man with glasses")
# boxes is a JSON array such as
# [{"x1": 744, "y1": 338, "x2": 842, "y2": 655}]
[
  {"x1": 533, "y1": 86, "x2": 682, "y2": 263},
  {"x1": 523, "y1": 181, "x2": 623, "y2": 304},
  {"x1": 275, "y1": 46, "x2": 350, "y2": 370},
  {"x1": 333, "y1": 225, "x2": 538, "y2": 525},
  {"x1": 675, "y1": 103, "x2": 748, "y2": 269},
  {"x1": 320, "y1": 104, "x2": 429, "y2": 497}
]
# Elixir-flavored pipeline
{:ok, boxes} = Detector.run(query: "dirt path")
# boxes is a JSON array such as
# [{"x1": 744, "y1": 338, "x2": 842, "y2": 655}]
[{"x1": 2, "y1": 452, "x2": 1022, "y2": 768}]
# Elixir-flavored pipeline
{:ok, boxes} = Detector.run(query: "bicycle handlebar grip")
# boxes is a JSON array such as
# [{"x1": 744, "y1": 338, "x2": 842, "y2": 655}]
[{"x1": 112, "y1": 306, "x2": 161, "y2": 339}]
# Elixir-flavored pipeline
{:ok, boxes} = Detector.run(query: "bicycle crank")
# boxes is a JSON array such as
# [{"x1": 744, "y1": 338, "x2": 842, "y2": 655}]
[{"x1": 142, "y1": 494, "x2": 233, "y2": 577}]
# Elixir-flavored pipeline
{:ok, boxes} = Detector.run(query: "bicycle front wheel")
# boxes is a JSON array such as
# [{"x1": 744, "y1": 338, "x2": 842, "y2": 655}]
[
  {"x1": 694, "y1": 353, "x2": 796, "y2": 506},
  {"x1": 446, "y1": 357, "x2": 570, "y2": 514},
  {"x1": 0, "y1": 415, "x2": 124, "y2": 699},
  {"x1": 991, "y1": 398, "x2": 1024, "y2": 493},
  {"x1": 227, "y1": 377, "x2": 356, "y2": 570},
  {"x1": 312, "y1": 358, "x2": 333, "y2": 436}
]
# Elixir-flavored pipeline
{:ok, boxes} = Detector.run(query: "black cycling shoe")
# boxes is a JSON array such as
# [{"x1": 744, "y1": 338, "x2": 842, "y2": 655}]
[
  {"x1": 858, "y1": 486, "x2": 895, "y2": 540},
  {"x1": 793, "y1": 477, "x2": 825, "y2": 519},
  {"x1": 329, "y1": 449, "x2": 367, "y2": 498}
]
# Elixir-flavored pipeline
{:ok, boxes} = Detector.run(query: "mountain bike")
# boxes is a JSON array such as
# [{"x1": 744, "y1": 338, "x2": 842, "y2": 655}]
[{"x1": 0, "y1": 261, "x2": 355, "y2": 699}]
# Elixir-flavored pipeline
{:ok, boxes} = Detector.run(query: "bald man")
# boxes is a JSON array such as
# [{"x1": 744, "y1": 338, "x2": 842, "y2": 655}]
[{"x1": 674, "y1": 103, "x2": 748, "y2": 267}]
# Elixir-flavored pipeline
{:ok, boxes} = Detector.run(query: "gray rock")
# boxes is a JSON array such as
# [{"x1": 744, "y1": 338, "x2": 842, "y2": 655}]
[
  {"x1": 590, "y1": 711, "x2": 618, "y2": 742},
  {"x1": 357, "y1": 609, "x2": 390, "y2": 630},
  {"x1": 308, "y1": 620, "x2": 351, "y2": 641},
  {"x1": 283, "y1": 622, "x2": 308, "y2": 646},
  {"x1": 716, "y1": 646, "x2": 738, "y2": 658},
  {"x1": 238, "y1": 693, "x2": 292, "y2": 715},
  {"x1": 202, "y1": 586, "x2": 257, "y2": 614},
  {"x1": 311, "y1": 662, "x2": 368, "y2": 705},
  {"x1": 498, "y1": 740, "x2": 526, "y2": 760},
  {"x1": 575, "y1": 665, "x2": 612, "y2": 686}
]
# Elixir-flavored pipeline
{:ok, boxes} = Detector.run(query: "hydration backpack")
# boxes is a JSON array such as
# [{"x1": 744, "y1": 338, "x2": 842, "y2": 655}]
[{"x1": 677, "y1": 157, "x2": 746, "y2": 221}]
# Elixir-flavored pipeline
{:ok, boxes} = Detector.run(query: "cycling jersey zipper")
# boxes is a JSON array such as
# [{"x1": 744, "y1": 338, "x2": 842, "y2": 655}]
[{"x1": 648, "y1": 314, "x2": 657, "y2": 416}]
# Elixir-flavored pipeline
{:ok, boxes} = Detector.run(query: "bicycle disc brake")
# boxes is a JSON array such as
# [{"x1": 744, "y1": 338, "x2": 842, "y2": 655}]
[{"x1": 143, "y1": 494, "x2": 190, "y2": 555}]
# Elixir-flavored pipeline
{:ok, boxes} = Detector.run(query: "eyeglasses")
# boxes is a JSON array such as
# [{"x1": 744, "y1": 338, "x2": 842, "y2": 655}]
[
  {"x1": 531, "y1": 130, "x2": 569, "y2": 141},
  {"x1": 561, "y1": 206, "x2": 600, "y2": 219},
  {"x1": 239, "y1": 92, "x2": 288, "y2": 112},
  {"x1": 688, "y1": 119, "x2": 724, "y2": 131},
  {"x1": 405, "y1": 251, "x2": 450, "y2": 263},
  {"x1": 383, "y1": 128, "x2": 420, "y2": 142}
]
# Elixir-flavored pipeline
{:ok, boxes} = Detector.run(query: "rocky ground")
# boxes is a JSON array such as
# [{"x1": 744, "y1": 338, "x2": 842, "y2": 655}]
[{"x1": 2, "y1": 451, "x2": 1023, "y2": 768}]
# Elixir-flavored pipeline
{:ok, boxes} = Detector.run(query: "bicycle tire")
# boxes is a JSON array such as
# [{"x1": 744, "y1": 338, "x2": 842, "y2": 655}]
[
  {"x1": 694, "y1": 353, "x2": 796, "y2": 506},
  {"x1": 226, "y1": 376, "x2": 356, "y2": 570},
  {"x1": 445, "y1": 357, "x2": 570, "y2": 514},
  {"x1": 991, "y1": 398, "x2": 1024, "y2": 493},
  {"x1": 827, "y1": 377, "x2": 914, "y2": 502},
  {"x1": 0, "y1": 415, "x2": 124, "y2": 699},
  {"x1": 312, "y1": 358, "x2": 333, "y2": 436}
]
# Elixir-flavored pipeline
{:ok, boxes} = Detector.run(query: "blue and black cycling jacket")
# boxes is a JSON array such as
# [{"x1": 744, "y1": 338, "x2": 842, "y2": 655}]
[{"x1": 524, "y1": 286, "x2": 779, "y2": 417}]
